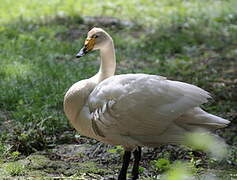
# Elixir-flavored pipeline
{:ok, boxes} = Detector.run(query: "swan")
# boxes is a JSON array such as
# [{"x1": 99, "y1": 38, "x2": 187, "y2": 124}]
[{"x1": 64, "y1": 27, "x2": 230, "y2": 180}]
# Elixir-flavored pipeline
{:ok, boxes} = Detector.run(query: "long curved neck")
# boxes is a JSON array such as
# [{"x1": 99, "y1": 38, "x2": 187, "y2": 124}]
[
  {"x1": 99, "y1": 41, "x2": 116, "y2": 78},
  {"x1": 91, "y1": 40, "x2": 116, "y2": 83}
]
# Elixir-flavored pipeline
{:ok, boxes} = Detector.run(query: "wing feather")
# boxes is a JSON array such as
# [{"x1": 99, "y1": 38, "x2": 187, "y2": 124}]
[{"x1": 88, "y1": 74, "x2": 211, "y2": 138}]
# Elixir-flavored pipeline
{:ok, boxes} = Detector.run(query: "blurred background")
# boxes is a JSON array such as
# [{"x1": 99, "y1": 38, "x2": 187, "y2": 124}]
[{"x1": 0, "y1": 0, "x2": 236, "y2": 179}]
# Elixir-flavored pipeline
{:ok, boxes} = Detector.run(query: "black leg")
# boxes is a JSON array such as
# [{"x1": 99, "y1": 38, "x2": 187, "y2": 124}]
[
  {"x1": 132, "y1": 146, "x2": 141, "y2": 180},
  {"x1": 118, "y1": 150, "x2": 131, "y2": 180}
]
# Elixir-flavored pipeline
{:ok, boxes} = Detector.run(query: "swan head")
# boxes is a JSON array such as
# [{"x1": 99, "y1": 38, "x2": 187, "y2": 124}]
[{"x1": 76, "y1": 27, "x2": 112, "y2": 58}]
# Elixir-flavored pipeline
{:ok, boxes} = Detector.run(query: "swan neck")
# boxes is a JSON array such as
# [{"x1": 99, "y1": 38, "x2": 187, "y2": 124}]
[{"x1": 98, "y1": 41, "x2": 116, "y2": 82}]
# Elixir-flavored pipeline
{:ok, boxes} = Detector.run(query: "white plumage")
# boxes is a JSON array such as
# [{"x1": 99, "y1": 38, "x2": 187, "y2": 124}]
[{"x1": 63, "y1": 27, "x2": 230, "y2": 180}]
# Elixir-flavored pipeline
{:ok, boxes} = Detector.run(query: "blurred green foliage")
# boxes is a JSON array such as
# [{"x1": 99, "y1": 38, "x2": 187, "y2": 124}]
[{"x1": 151, "y1": 158, "x2": 171, "y2": 172}]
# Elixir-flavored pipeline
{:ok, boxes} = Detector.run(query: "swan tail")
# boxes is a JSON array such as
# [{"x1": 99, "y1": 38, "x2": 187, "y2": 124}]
[{"x1": 176, "y1": 107, "x2": 230, "y2": 131}]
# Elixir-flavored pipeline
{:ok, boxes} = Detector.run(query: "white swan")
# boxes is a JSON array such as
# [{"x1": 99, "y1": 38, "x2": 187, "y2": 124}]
[{"x1": 64, "y1": 27, "x2": 230, "y2": 180}]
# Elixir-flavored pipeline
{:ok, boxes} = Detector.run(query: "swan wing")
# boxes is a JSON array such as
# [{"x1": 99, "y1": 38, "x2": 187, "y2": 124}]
[{"x1": 88, "y1": 74, "x2": 211, "y2": 140}]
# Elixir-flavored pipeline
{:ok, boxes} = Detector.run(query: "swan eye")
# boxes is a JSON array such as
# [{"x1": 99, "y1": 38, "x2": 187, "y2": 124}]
[{"x1": 92, "y1": 34, "x2": 99, "y2": 38}]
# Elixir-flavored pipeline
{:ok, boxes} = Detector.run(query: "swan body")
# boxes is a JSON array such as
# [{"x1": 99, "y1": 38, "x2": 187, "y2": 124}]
[{"x1": 64, "y1": 27, "x2": 230, "y2": 180}]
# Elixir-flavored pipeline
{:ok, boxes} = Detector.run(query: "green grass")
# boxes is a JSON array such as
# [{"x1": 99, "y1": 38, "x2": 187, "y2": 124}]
[
  {"x1": 1, "y1": 162, "x2": 26, "y2": 176},
  {"x1": 0, "y1": 0, "x2": 237, "y2": 178},
  {"x1": 1, "y1": 0, "x2": 237, "y2": 26}
]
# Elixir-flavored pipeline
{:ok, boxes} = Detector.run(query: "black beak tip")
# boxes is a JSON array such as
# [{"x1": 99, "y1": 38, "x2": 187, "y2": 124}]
[{"x1": 76, "y1": 54, "x2": 82, "y2": 58}]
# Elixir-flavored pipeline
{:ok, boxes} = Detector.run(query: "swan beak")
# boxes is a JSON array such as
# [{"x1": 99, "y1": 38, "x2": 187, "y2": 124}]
[
  {"x1": 76, "y1": 48, "x2": 86, "y2": 58},
  {"x1": 76, "y1": 37, "x2": 96, "y2": 58}
]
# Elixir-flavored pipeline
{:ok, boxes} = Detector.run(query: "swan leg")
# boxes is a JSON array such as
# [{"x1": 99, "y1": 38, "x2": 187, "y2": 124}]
[
  {"x1": 118, "y1": 150, "x2": 131, "y2": 180},
  {"x1": 132, "y1": 146, "x2": 141, "y2": 180}
]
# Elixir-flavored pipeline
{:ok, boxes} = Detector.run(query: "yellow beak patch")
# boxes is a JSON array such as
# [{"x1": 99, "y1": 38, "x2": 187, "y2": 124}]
[{"x1": 84, "y1": 37, "x2": 96, "y2": 52}]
